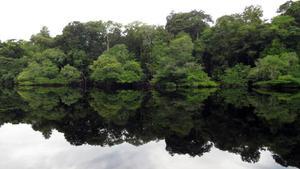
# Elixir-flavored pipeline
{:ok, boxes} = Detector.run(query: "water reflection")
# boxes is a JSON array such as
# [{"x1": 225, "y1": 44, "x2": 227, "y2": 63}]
[{"x1": 0, "y1": 87, "x2": 299, "y2": 168}]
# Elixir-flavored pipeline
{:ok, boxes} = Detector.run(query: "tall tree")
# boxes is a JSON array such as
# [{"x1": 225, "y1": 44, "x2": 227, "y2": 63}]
[
  {"x1": 197, "y1": 6, "x2": 271, "y2": 76},
  {"x1": 152, "y1": 33, "x2": 217, "y2": 88},
  {"x1": 55, "y1": 21, "x2": 123, "y2": 59},
  {"x1": 278, "y1": 0, "x2": 300, "y2": 25},
  {"x1": 165, "y1": 10, "x2": 213, "y2": 40},
  {"x1": 30, "y1": 26, "x2": 54, "y2": 49},
  {"x1": 124, "y1": 22, "x2": 171, "y2": 79}
]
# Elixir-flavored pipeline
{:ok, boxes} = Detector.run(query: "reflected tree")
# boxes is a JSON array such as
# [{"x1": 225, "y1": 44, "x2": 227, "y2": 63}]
[{"x1": 0, "y1": 88, "x2": 298, "y2": 168}]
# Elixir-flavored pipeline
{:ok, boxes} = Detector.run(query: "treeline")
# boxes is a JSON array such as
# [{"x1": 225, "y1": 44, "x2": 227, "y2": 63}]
[{"x1": 0, "y1": 1, "x2": 299, "y2": 89}]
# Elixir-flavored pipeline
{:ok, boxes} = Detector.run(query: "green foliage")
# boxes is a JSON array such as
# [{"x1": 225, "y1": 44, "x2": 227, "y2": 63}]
[
  {"x1": 66, "y1": 49, "x2": 89, "y2": 73},
  {"x1": 124, "y1": 22, "x2": 171, "y2": 79},
  {"x1": 184, "y1": 63, "x2": 218, "y2": 87},
  {"x1": 1, "y1": 2, "x2": 300, "y2": 89},
  {"x1": 90, "y1": 44, "x2": 144, "y2": 84},
  {"x1": 39, "y1": 48, "x2": 67, "y2": 67},
  {"x1": 261, "y1": 39, "x2": 289, "y2": 56},
  {"x1": 249, "y1": 52, "x2": 299, "y2": 82},
  {"x1": 220, "y1": 87, "x2": 300, "y2": 125},
  {"x1": 60, "y1": 64, "x2": 81, "y2": 83},
  {"x1": 242, "y1": 5, "x2": 263, "y2": 24},
  {"x1": 278, "y1": 0, "x2": 300, "y2": 25},
  {"x1": 0, "y1": 40, "x2": 26, "y2": 59},
  {"x1": 90, "y1": 90, "x2": 144, "y2": 125},
  {"x1": 249, "y1": 52, "x2": 300, "y2": 89},
  {"x1": 57, "y1": 21, "x2": 122, "y2": 59},
  {"x1": 0, "y1": 56, "x2": 26, "y2": 85},
  {"x1": 152, "y1": 34, "x2": 217, "y2": 88},
  {"x1": 30, "y1": 26, "x2": 54, "y2": 49},
  {"x1": 166, "y1": 10, "x2": 213, "y2": 40},
  {"x1": 146, "y1": 42, "x2": 169, "y2": 78},
  {"x1": 270, "y1": 15, "x2": 300, "y2": 52},
  {"x1": 220, "y1": 64, "x2": 251, "y2": 87},
  {"x1": 220, "y1": 88, "x2": 252, "y2": 108},
  {"x1": 249, "y1": 91, "x2": 300, "y2": 125},
  {"x1": 17, "y1": 60, "x2": 59, "y2": 85},
  {"x1": 17, "y1": 60, "x2": 81, "y2": 85},
  {"x1": 144, "y1": 89, "x2": 216, "y2": 136},
  {"x1": 254, "y1": 75, "x2": 300, "y2": 89},
  {"x1": 17, "y1": 87, "x2": 82, "y2": 120},
  {"x1": 90, "y1": 57, "x2": 122, "y2": 82},
  {"x1": 169, "y1": 33, "x2": 194, "y2": 64},
  {"x1": 197, "y1": 5, "x2": 269, "y2": 75}
]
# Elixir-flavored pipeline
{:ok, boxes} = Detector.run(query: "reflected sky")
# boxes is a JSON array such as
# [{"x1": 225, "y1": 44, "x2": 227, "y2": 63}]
[{"x1": 0, "y1": 123, "x2": 296, "y2": 169}]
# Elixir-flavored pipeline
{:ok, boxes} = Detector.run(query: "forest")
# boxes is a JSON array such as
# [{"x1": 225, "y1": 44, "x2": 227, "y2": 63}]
[{"x1": 0, "y1": 0, "x2": 299, "y2": 90}]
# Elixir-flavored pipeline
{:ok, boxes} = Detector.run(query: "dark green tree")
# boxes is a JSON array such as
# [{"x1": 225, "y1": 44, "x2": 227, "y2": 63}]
[{"x1": 166, "y1": 10, "x2": 213, "y2": 40}]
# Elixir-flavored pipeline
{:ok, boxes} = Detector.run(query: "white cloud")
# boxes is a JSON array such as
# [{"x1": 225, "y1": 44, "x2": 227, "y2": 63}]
[{"x1": 0, "y1": 0, "x2": 287, "y2": 40}]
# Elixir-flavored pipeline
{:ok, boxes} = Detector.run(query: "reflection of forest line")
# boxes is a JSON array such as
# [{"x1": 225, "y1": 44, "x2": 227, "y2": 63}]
[{"x1": 0, "y1": 87, "x2": 299, "y2": 168}]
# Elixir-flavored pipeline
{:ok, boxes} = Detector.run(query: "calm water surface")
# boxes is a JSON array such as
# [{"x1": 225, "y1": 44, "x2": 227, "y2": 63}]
[{"x1": 0, "y1": 87, "x2": 299, "y2": 169}]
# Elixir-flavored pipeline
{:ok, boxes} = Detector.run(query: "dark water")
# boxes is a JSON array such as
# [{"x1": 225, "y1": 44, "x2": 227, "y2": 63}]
[{"x1": 0, "y1": 87, "x2": 299, "y2": 169}]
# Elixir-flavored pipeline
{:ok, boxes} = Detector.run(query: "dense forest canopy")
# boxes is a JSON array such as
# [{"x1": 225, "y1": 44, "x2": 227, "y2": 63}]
[{"x1": 0, "y1": 0, "x2": 299, "y2": 89}]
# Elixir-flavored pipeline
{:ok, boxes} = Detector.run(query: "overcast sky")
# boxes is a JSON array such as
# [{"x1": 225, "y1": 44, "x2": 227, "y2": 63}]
[{"x1": 0, "y1": 0, "x2": 288, "y2": 41}]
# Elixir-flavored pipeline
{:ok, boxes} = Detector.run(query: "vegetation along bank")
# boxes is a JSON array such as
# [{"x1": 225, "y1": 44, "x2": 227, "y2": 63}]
[{"x1": 0, "y1": 1, "x2": 299, "y2": 90}]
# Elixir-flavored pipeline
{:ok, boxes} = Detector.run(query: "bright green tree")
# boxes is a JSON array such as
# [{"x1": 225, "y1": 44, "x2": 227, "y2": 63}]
[
  {"x1": 221, "y1": 64, "x2": 251, "y2": 87},
  {"x1": 60, "y1": 64, "x2": 81, "y2": 83},
  {"x1": 152, "y1": 33, "x2": 217, "y2": 88},
  {"x1": 90, "y1": 44, "x2": 144, "y2": 84},
  {"x1": 249, "y1": 52, "x2": 299, "y2": 81}
]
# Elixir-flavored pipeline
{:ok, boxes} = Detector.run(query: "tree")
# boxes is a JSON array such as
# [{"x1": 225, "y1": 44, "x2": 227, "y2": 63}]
[
  {"x1": 90, "y1": 44, "x2": 144, "y2": 84},
  {"x1": 60, "y1": 64, "x2": 81, "y2": 83},
  {"x1": 152, "y1": 33, "x2": 217, "y2": 88},
  {"x1": 0, "y1": 56, "x2": 26, "y2": 85},
  {"x1": 103, "y1": 21, "x2": 123, "y2": 50},
  {"x1": 17, "y1": 58, "x2": 81, "y2": 85},
  {"x1": 0, "y1": 40, "x2": 26, "y2": 59},
  {"x1": 169, "y1": 33, "x2": 194, "y2": 65},
  {"x1": 124, "y1": 22, "x2": 171, "y2": 79},
  {"x1": 30, "y1": 26, "x2": 54, "y2": 49},
  {"x1": 17, "y1": 60, "x2": 59, "y2": 85},
  {"x1": 90, "y1": 57, "x2": 123, "y2": 83},
  {"x1": 249, "y1": 52, "x2": 299, "y2": 81},
  {"x1": 56, "y1": 21, "x2": 102, "y2": 59},
  {"x1": 197, "y1": 6, "x2": 271, "y2": 76},
  {"x1": 41, "y1": 48, "x2": 67, "y2": 68},
  {"x1": 90, "y1": 90, "x2": 143, "y2": 125},
  {"x1": 242, "y1": 5, "x2": 263, "y2": 24},
  {"x1": 0, "y1": 40, "x2": 29, "y2": 85},
  {"x1": 166, "y1": 10, "x2": 213, "y2": 40},
  {"x1": 56, "y1": 21, "x2": 123, "y2": 60},
  {"x1": 271, "y1": 3, "x2": 300, "y2": 55},
  {"x1": 220, "y1": 64, "x2": 251, "y2": 87},
  {"x1": 278, "y1": 1, "x2": 300, "y2": 25},
  {"x1": 66, "y1": 49, "x2": 89, "y2": 73}
]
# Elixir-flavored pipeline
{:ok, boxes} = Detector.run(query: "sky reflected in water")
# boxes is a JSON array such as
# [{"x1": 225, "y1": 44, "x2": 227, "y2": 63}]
[{"x1": 0, "y1": 123, "x2": 296, "y2": 169}]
